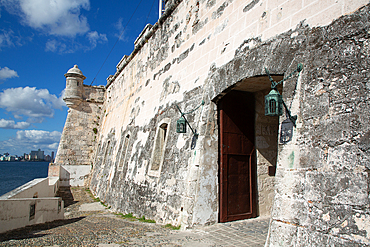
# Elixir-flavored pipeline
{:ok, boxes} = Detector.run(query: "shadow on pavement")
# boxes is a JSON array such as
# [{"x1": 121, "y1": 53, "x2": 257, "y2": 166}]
[{"x1": 0, "y1": 217, "x2": 85, "y2": 242}]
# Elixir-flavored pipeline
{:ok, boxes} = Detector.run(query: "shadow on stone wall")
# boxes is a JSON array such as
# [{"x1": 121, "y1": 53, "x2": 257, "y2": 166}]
[{"x1": 56, "y1": 187, "x2": 76, "y2": 207}]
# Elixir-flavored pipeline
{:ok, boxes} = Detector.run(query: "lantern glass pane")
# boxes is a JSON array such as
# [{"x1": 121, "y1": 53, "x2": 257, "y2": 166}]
[
  {"x1": 265, "y1": 90, "x2": 283, "y2": 116},
  {"x1": 176, "y1": 118, "x2": 186, "y2": 133},
  {"x1": 269, "y1": 99, "x2": 276, "y2": 114}
]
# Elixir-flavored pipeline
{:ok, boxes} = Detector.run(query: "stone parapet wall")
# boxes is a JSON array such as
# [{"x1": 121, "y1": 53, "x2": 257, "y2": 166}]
[
  {"x1": 0, "y1": 197, "x2": 64, "y2": 233},
  {"x1": 0, "y1": 177, "x2": 63, "y2": 233},
  {"x1": 0, "y1": 178, "x2": 56, "y2": 199}
]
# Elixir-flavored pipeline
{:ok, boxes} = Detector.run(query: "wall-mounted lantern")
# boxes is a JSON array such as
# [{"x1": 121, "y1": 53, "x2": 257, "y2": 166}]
[
  {"x1": 175, "y1": 100, "x2": 205, "y2": 149},
  {"x1": 176, "y1": 117, "x2": 187, "y2": 133},
  {"x1": 265, "y1": 89, "x2": 283, "y2": 116},
  {"x1": 175, "y1": 100, "x2": 205, "y2": 135},
  {"x1": 264, "y1": 63, "x2": 303, "y2": 127}
]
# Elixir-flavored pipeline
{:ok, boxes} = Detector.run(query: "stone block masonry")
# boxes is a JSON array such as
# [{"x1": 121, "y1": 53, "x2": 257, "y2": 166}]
[
  {"x1": 53, "y1": 65, "x2": 105, "y2": 187},
  {"x1": 55, "y1": 0, "x2": 370, "y2": 246}
]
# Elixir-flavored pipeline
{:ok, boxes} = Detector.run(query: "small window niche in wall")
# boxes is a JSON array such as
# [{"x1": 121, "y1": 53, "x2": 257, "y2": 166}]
[
  {"x1": 29, "y1": 203, "x2": 36, "y2": 220},
  {"x1": 102, "y1": 141, "x2": 111, "y2": 165},
  {"x1": 118, "y1": 133, "x2": 130, "y2": 171},
  {"x1": 148, "y1": 118, "x2": 171, "y2": 177}
]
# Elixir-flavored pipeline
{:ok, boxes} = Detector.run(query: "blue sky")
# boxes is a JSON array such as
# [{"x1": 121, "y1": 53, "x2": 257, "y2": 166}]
[{"x1": 0, "y1": 0, "x2": 160, "y2": 156}]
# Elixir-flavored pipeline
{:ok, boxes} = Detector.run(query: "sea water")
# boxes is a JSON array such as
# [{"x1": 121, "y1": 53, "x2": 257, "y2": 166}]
[{"x1": 0, "y1": 161, "x2": 49, "y2": 196}]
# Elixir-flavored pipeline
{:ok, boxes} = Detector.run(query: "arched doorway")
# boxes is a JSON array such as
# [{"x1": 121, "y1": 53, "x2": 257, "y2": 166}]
[{"x1": 217, "y1": 75, "x2": 283, "y2": 223}]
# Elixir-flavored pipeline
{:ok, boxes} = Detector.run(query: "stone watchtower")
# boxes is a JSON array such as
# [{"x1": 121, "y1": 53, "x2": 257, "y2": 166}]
[
  {"x1": 63, "y1": 65, "x2": 86, "y2": 108},
  {"x1": 51, "y1": 65, "x2": 105, "y2": 187}
]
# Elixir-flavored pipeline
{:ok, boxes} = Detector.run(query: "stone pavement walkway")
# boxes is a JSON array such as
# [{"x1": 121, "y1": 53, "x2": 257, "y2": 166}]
[{"x1": 0, "y1": 187, "x2": 269, "y2": 246}]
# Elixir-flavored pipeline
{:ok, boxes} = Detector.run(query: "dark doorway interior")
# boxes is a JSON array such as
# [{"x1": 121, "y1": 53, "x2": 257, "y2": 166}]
[{"x1": 219, "y1": 90, "x2": 257, "y2": 223}]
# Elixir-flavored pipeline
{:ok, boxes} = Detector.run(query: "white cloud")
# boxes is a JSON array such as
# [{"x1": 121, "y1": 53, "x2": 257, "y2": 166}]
[
  {"x1": 45, "y1": 39, "x2": 58, "y2": 52},
  {"x1": 0, "y1": 29, "x2": 14, "y2": 48},
  {"x1": 87, "y1": 31, "x2": 107, "y2": 49},
  {"x1": 0, "y1": 119, "x2": 30, "y2": 129},
  {"x1": 0, "y1": 29, "x2": 30, "y2": 50},
  {"x1": 0, "y1": 67, "x2": 18, "y2": 80},
  {"x1": 1, "y1": 0, "x2": 90, "y2": 37},
  {"x1": 0, "y1": 87, "x2": 66, "y2": 120},
  {"x1": 115, "y1": 18, "x2": 124, "y2": 31},
  {"x1": 45, "y1": 39, "x2": 74, "y2": 53},
  {"x1": 45, "y1": 31, "x2": 106, "y2": 53},
  {"x1": 0, "y1": 129, "x2": 61, "y2": 154},
  {"x1": 16, "y1": 129, "x2": 61, "y2": 144},
  {"x1": 2, "y1": 1, "x2": 107, "y2": 52},
  {"x1": 114, "y1": 17, "x2": 126, "y2": 41},
  {"x1": 48, "y1": 12, "x2": 89, "y2": 37}
]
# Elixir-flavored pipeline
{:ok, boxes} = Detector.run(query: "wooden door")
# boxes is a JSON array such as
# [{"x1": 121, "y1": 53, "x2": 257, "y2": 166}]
[{"x1": 219, "y1": 90, "x2": 257, "y2": 222}]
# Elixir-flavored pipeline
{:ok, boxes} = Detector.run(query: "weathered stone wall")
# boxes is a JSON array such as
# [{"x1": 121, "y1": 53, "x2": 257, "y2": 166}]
[
  {"x1": 84, "y1": 0, "x2": 369, "y2": 242},
  {"x1": 205, "y1": 4, "x2": 370, "y2": 242},
  {"x1": 267, "y1": 6, "x2": 370, "y2": 246},
  {"x1": 54, "y1": 84, "x2": 105, "y2": 186}
]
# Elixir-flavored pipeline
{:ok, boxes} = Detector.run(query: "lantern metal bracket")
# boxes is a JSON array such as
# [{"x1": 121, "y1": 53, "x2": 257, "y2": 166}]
[
  {"x1": 281, "y1": 98, "x2": 297, "y2": 127},
  {"x1": 264, "y1": 63, "x2": 303, "y2": 127},
  {"x1": 175, "y1": 100, "x2": 205, "y2": 136}
]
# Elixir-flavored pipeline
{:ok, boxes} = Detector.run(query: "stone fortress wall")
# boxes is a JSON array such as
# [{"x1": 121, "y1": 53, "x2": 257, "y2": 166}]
[{"x1": 55, "y1": 0, "x2": 370, "y2": 245}]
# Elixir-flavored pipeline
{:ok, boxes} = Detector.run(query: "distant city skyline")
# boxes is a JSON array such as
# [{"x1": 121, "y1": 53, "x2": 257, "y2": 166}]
[{"x1": 1, "y1": 149, "x2": 55, "y2": 162}]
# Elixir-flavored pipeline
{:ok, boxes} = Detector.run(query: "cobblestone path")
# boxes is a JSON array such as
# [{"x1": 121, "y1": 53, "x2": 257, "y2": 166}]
[{"x1": 0, "y1": 187, "x2": 269, "y2": 246}]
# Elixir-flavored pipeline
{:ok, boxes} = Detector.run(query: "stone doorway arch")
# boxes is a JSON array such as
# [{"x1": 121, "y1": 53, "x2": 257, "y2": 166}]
[{"x1": 215, "y1": 75, "x2": 283, "y2": 222}]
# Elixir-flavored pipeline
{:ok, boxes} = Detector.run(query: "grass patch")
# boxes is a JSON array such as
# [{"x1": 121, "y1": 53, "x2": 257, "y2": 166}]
[
  {"x1": 138, "y1": 216, "x2": 156, "y2": 223},
  {"x1": 164, "y1": 224, "x2": 181, "y2": 230},
  {"x1": 122, "y1": 213, "x2": 135, "y2": 219},
  {"x1": 85, "y1": 188, "x2": 99, "y2": 202},
  {"x1": 115, "y1": 213, "x2": 155, "y2": 223},
  {"x1": 115, "y1": 213, "x2": 136, "y2": 221},
  {"x1": 85, "y1": 188, "x2": 110, "y2": 208}
]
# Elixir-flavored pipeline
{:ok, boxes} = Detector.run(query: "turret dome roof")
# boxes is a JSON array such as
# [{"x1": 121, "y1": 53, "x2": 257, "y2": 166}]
[{"x1": 64, "y1": 65, "x2": 86, "y2": 79}]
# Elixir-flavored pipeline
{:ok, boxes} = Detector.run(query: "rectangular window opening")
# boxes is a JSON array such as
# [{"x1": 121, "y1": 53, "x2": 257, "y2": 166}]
[
  {"x1": 29, "y1": 203, "x2": 36, "y2": 220},
  {"x1": 118, "y1": 134, "x2": 130, "y2": 170},
  {"x1": 148, "y1": 119, "x2": 170, "y2": 177}
]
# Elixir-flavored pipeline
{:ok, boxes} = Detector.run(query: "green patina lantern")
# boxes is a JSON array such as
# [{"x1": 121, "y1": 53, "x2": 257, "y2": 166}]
[
  {"x1": 265, "y1": 89, "x2": 283, "y2": 116},
  {"x1": 264, "y1": 63, "x2": 303, "y2": 125},
  {"x1": 176, "y1": 116, "x2": 186, "y2": 133}
]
